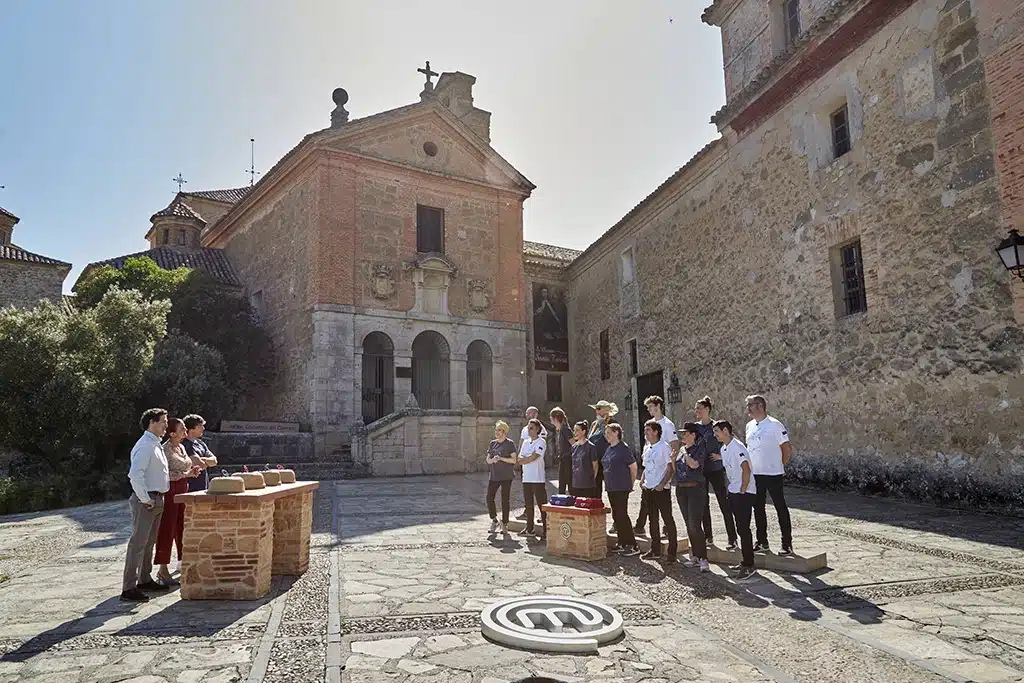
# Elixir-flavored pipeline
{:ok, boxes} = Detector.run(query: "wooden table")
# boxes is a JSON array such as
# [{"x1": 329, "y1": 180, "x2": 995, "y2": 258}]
[
  {"x1": 177, "y1": 481, "x2": 319, "y2": 600},
  {"x1": 542, "y1": 504, "x2": 610, "y2": 561}
]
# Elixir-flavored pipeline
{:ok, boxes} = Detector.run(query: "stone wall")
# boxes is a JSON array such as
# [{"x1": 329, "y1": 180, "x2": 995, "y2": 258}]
[
  {"x1": 203, "y1": 432, "x2": 315, "y2": 468},
  {"x1": 351, "y1": 408, "x2": 524, "y2": 477},
  {"x1": 569, "y1": 0, "x2": 1024, "y2": 505},
  {"x1": 0, "y1": 262, "x2": 68, "y2": 310}
]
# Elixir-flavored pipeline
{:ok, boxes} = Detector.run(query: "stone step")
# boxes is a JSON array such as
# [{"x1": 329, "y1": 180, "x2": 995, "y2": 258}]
[
  {"x1": 211, "y1": 462, "x2": 370, "y2": 481},
  {"x1": 504, "y1": 517, "x2": 827, "y2": 573}
]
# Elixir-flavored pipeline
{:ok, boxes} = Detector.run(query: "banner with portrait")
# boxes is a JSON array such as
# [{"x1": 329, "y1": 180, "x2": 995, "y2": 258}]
[{"x1": 532, "y1": 282, "x2": 569, "y2": 372}]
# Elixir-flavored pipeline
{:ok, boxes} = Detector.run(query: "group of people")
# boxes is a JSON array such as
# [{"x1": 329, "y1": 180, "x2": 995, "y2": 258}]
[
  {"x1": 484, "y1": 393, "x2": 794, "y2": 582},
  {"x1": 120, "y1": 408, "x2": 218, "y2": 603}
]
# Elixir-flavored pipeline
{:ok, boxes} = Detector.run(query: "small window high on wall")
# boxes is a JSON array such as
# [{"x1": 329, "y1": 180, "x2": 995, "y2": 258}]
[
  {"x1": 620, "y1": 247, "x2": 636, "y2": 285},
  {"x1": 599, "y1": 329, "x2": 610, "y2": 381},
  {"x1": 831, "y1": 103, "x2": 852, "y2": 160},
  {"x1": 416, "y1": 205, "x2": 444, "y2": 254}
]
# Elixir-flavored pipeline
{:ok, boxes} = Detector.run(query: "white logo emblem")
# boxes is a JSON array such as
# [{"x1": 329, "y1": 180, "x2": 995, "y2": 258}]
[
  {"x1": 481, "y1": 596, "x2": 624, "y2": 653},
  {"x1": 559, "y1": 522, "x2": 572, "y2": 540}
]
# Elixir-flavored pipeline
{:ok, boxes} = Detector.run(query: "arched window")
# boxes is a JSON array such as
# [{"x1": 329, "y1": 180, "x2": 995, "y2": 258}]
[
  {"x1": 361, "y1": 332, "x2": 394, "y2": 424},
  {"x1": 466, "y1": 340, "x2": 493, "y2": 410},
  {"x1": 412, "y1": 331, "x2": 451, "y2": 409}
]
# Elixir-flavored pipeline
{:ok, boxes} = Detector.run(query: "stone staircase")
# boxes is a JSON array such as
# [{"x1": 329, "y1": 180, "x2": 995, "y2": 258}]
[{"x1": 211, "y1": 444, "x2": 371, "y2": 481}]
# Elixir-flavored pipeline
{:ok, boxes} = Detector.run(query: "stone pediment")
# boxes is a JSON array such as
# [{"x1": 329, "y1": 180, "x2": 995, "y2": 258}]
[
  {"x1": 404, "y1": 253, "x2": 458, "y2": 316},
  {"x1": 404, "y1": 253, "x2": 458, "y2": 277},
  {"x1": 320, "y1": 105, "x2": 533, "y2": 194}
]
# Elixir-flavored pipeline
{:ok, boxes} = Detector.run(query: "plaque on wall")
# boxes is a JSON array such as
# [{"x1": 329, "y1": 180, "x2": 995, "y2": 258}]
[
  {"x1": 533, "y1": 282, "x2": 569, "y2": 372},
  {"x1": 396, "y1": 366, "x2": 413, "y2": 379}
]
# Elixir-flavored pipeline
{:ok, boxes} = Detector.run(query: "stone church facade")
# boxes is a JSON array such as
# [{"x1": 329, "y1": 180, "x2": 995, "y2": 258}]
[
  {"x1": 566, "y1": 0, "x2": 1024, "y2": 503},
  {"x1": 0, "y1": 207, "x2": 71, "y2": 310}
]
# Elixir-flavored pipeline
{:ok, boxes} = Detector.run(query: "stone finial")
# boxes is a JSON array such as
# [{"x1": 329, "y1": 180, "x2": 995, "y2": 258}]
[
  {"x1": 404, "y1": 393, "x2": 420, "y2": 409},
  {"x1": 330, "y1": 88, "x2": 349, "y2": 128}
]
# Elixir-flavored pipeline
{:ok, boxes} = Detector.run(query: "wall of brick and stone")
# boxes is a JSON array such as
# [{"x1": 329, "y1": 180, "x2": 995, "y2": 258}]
[
  {"x1": 0, "y1": 262, "x2": 68, "y2": 310},
  {"x1": 569, "y1": 0, "x2": 1024, "y2": 505}
]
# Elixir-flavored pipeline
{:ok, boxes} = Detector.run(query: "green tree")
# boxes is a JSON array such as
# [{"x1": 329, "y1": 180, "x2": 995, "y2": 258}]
[
  {"x1": 142, "y1": 334, "x2": 231, "y2": 423},
  {"x1": 74, "y1": 257, "x2": 191, "y2": 309}
]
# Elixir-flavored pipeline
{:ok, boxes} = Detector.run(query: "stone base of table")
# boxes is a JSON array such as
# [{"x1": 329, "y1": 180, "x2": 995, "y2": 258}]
[
  {"x1": 542, "y1": 505, "x2": 609, "y2": 561},
  {"x1": 178, "y1": 481, "x2": 319, "y2": 600}
]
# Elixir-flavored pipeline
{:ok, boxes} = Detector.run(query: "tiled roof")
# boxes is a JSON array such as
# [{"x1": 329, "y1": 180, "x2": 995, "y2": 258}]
[
  {"x1": 0, "y1": 243, "x2": 70, "y2": 267},
  {"x1": 83, "y1": 247, "x2": 240, "y2": 287},
  {"x1": 522, "y1": 241, "x2": 582, "y2": 263},
  {"x1": 183, "y1": 187, "x2": 253, "y2": 204},
  {"x1": 151, "y1": 197, "x2": 206, "y2": 223},
  {"x1": 0, "y1": 206, "x2": 18, "y2": 224},
  {"x1": 60, "y1": 295, "x2": 76, "y2": 315}
]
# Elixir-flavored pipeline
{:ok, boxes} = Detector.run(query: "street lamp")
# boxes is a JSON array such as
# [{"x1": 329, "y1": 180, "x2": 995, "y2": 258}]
[
  {"x1": 624, "y1": 388, "x2": 634, "y2": 411},
  {"x1": 996, "y1": 229, "x2": 1024, "y2": 281},
  {"x1": 667, "y1": 372, "x2": 682, "y2": 404}
]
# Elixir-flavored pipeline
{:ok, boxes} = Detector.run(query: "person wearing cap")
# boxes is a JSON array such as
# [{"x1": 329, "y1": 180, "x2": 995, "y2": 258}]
[
  {"x1": 602, "y1": 423, "x2": 639, "y2": 556},
  {"x1": 675, "y1": 422, "x2": 709, "y2": 572},
  {"x1": 695, "y1": 396, "x2": 736, "y2": 550},
  {"x1": 745, "y1": 394, "x2": 794, "y2": 556},
  {"x1": 640, "y1": 419, "x2": 677, "y2": 562},
  {"x1": 586, "y1": 400, "x2": 618, "y2": 499},
  {"x1": 634, "y1": 395, "x2": 677, "y2": 537},
  {"x1": 515, "y1": 406, "x2": 548, "y2": 521}
]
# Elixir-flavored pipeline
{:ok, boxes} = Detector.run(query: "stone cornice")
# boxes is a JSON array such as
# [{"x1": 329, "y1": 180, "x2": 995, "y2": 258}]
[
  {"x1": 712, "y1": 0, "x2": 915, "y2": 133},
  {"x1": 701, "y1": 0, "x2": 741, "y2": 26}
]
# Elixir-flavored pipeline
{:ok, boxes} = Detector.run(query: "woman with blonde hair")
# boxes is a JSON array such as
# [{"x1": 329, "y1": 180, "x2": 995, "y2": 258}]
[
  {"x1": 153, "y1": 417, "x2": 200, "y2": 586},
  {"x1": 485, "y1": 420, "x2": 518, "y2": 535}
]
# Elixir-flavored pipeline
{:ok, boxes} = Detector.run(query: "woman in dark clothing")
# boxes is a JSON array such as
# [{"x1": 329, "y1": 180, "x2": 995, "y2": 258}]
[
  {"x1": 485, "y1": 420, "x2": 518, "y2": 536},
  {"x1": 550, "y1": 407, "x2": 574, "y2": 494},
  {"x1": 676, "y1": 422, "x2": 709, "y2": 572},
  {"x1": 570, "y1": 420, "x2": 599, "y2": 497},
  {"x1": 695, "y1": 396, "x2": 736, "y2": 549},
  {"x1": 602, "y1": 423, "x2": 639, "y2": 556}
]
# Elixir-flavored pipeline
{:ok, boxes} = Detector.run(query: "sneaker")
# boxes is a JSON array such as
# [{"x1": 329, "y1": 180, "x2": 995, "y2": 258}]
[
  {"x1": 753, "y1": 542, "x2": 770, "y2": 553},
  {"x1": 518, "y1": 528, "x2": 534, "y2": 537},
  {"x1": 488, "y1": 519, "x2": 499, "y2": 534},
  {"x1": 640, "y1": 551, "x2": 661, "y2": 560},
  {"x1": 665, "y1": 554, "x2": 678, "y2": 564},
  {"x1": 621, "y1": 546, "x2": 641, "y2": 557},
  {"x1": 608, "y1": 527, "x2": 618, "y2": 536},
  {"x1": 609, "y1": 544, "x2": 624, "y2": 554},
  {"x1": 683, "y1": 557, "x2": 699, "y2": 568},
  {"x1": 119, "y1": 589, "x2": 150, "y2": 602},
  {"x1": 699, "y1": 559, "x2": 710, "y2": 573},
  {"x1": 136, "y1": 580, "x2": 170, "y2": 592},
  {"x1": 736, "y1": 567, "x2": 758, "y2": 582},
  {"x1": 516, "y1": 512, "x2": 528, "y2": 521},
  {"x1": 725, "y1": 542, "x2": 739, "y2": 552},
  {"x1": 729, "y1": 563, "x2": 743, "y2": 571},
  {"x1": 633, "y1": 526, "x2": 647, "y2": 537},
  {"x1": 779, "y1": 546, "x2": 794, "y2": 557},
  {"x1": 706, "y1": 538, "x2": 715, "y2": 547}
]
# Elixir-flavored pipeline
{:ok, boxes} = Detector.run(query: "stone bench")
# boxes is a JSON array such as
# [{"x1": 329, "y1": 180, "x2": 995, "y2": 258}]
[{"x1": 177, "y1": 481, "x2": 320, "y2": 600}]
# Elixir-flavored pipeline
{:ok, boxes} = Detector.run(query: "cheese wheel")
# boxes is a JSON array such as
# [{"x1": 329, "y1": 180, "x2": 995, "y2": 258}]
[
  {"x1": 207, "y1": 476, "x2": 245, "y2": 494},
  {"x1": 262, "y1": 470, "x2": 282, "y2": 486},
  {"x1": 239, "y1": 472, "x2": 266, "y2": 490},
  {"x1": 279, "y1": 469, "x2": 296, "y2": 484}
]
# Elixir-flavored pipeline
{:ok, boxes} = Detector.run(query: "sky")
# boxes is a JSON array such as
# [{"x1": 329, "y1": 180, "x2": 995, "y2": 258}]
[{"x1": 0, "y1": 0, "x2": 725, "y2": 291}]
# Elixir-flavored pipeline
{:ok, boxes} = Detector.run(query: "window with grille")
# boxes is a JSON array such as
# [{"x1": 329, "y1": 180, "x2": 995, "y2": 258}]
[
  {"x1": 627, "y1": 339, "x2": 638, "y2": 376},
  {"x1": 178, "y1": 229, "x2": 187, "y2": 246},
  {"x1": 783, "y1": 0, "x2": 800, "y2": 47},
  {"x1": 416, "y1": 205, "x2": 444, "y2": 254},
  {"x1": 839, "y1": 241, "x2": 867, "y2": 316},
  {"x1": 831, "y1": 104, "x2": 851, "y2": 160},
  {"x1": 546, "y1": 374, "x2": 562, "y2": 402},
  {"x1": 599, "y1": 329, "x2": 610, "y2": 381}
]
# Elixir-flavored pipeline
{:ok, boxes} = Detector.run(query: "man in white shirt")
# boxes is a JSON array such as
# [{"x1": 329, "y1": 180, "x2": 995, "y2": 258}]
[
  {"x1": 515, "y1": 406, "x2": 549, "y2": 521},
  {"x1": 715, "y1": 420, "x2": 757, "y2": 581},
  {"x1": 639, "y1": 419, "x2": 677, "y2": 562},
  {"x1": 518, "y1": 419, "x2": 549, "y2": 539},
  {"x1": 121, "y1": 408, "x2": 171, "y2": 602},
  {"x1": 744, "y1": 394, "x2": 794, "y2": 556},
  {"x1": 634, "y1": 396, "x2": 678, "y2": 536}
]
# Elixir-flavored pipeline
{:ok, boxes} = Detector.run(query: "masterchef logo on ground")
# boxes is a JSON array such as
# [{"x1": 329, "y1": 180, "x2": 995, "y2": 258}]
[{"x1": 480, "y1": 596, "x2": 624, "y2": 653}]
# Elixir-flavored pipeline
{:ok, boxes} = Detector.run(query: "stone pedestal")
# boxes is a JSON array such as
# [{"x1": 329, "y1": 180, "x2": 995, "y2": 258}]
[
  {"x1": 542, "y1": 505, "x2": 609, "y2": 561},
  {"x1": 178, "y1": 481, "x2": 320, "y2": 600},
  {"x1": 272, "y1": 489, "x2": 314, "y2": 575}
]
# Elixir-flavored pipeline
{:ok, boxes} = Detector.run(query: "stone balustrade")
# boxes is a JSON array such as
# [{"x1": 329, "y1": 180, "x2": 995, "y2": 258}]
[{"x1": 177, "y1": 481, "x2": 319, "y2": 600}]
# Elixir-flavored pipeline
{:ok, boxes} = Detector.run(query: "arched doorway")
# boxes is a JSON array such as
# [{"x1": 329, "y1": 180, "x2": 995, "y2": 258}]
[
  {"x1": 361, "y1": 332, "x2": 394, "y2": 424},
  {"x1": 466, "y1": 340, "x2": 493, "y2": 409},
  {"x1": 412, "y1": 331, "x2": 450, "y2": 409}
]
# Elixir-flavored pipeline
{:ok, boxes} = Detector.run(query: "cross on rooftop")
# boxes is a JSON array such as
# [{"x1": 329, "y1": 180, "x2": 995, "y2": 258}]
[
  {"x1": 418, "y1": 61, "x2": 438, "y2": 87},
  {"x1": 173, "y1": 173, "x2": 187, "y2": 192}
]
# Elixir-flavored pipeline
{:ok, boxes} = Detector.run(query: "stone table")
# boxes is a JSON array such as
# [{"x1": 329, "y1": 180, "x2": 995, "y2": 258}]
[{"x1": 178, "y1": 480, "x2": 319, "y2": 600}]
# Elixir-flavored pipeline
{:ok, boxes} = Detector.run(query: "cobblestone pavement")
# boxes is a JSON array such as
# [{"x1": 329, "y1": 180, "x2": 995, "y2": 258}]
[{"x1": 1, "y1": 473, "x2": 1023, "y2": 682}]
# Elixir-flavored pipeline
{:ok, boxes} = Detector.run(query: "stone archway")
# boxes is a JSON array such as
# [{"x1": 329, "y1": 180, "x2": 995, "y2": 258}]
[
  {"x1": 412, "y1": 331, "x2": 451, "y2": 409},
  {"x1": 466, "y1": 340, "x2": 493, "y2": 410},
  {"x1": 361, "y1": 332, "x2": 394, "y2": 424}
]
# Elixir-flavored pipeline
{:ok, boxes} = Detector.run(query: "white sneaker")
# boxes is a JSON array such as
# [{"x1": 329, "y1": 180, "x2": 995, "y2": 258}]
[
  {"x1": 489, "y1": 519, "x2": 499, "y2": 534},
  {"x1": 683, "y1": 557, "x2": 699, "y2": 568},
  {"x1": 699, "y1": 559, "x2": 710, "y2": 573}
]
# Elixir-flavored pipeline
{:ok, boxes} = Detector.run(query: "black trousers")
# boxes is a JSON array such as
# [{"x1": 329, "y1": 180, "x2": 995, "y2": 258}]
[
  {"x1": 634, "y1": 480, "x2": 650, "y2": 529},
  {"x1": 486, "y1": 480, "x2": 512, "y2": 524},
  {"x1": 594, "y1": 462, "x2": 604, "y2": 499},
  {"x1": 729, "y1": 492, "x2": 756, "y2": 568},
  {"x1": 570, "y1": 485, "x2": 596, "y2": 498},
  {"x1": 646, "y1": 488, "x2": 677, "y2": 556},
  {"x1": 607, "y1": 491, "x2": 636, "y2": 549},
  {"x1": 557, "y1": 458, "x2": 573, "y2": 494},
  {"x1": 754, "y1": 474, "x2": 792, "y2": 548},
  {"x1": 523, "y1": 482, "x2": 548, "y2": 534},
  {"x1": 702, "y1": 468, "x2": 737, "y2": 545},
  {"x1": 676, "y1": 484, "x2": 707, "y2": 559}
]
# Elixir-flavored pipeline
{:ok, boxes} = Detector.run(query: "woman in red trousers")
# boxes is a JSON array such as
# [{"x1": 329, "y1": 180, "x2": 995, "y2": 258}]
[{"x1": 154, "y1": 418, "x2": 199, "y2": 586}]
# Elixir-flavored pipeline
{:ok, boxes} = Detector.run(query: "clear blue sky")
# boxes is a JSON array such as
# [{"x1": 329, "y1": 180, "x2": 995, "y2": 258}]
[{"x1": 0, "y1": 1, "x2": 725, "y2": 291}]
